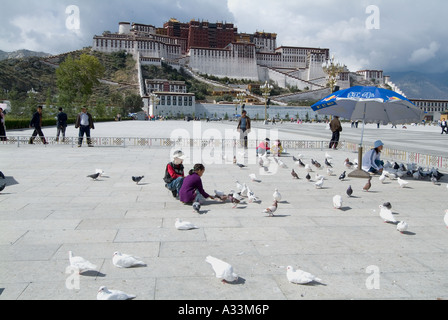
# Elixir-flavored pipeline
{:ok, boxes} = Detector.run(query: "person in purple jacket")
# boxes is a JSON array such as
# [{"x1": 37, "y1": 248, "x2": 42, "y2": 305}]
[{"x1": 179, "y1": 164, "x2": 215, "y2": 204}]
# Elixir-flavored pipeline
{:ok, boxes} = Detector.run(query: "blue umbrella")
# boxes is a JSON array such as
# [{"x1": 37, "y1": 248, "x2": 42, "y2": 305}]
[{"x1": 312, "y1": 86, "x2": 424, "y2": 178}]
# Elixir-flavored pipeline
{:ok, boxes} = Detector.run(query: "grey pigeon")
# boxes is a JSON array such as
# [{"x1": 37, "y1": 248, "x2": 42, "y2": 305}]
[
  {"x1": 339, "y1": 171, "x2": 346, "y2": 181},
  {"x1": 383, "y1": 202, "x2": 392, "y2": 210},
  {"x1": 346, "y1": 185, "x2": 353, "y2": 197},
  {"x1": 87, "y1": 173, "x2": 100, "y2": 180},
  {"x1": 306, "y1": 173, "x2": 311, "y2": 181},
  {"x1": 291, "y1": 169, "x2": 299, "y2": 179},
  {"x1": 235, "y1": 163, "x2": 247, "y2": 168},
  {"x1": 0, "y1": 171, "x2": 5, "y2": 179},
  {"x1": 325, "y1": 158, "x2": 333, "y2": 168},
  {"x1": 192, "y1": 201, "x2": 201, "y2": 214},
  {"x1": 0, "y1": 183, "x2": 6, "y2": 193},
  {"x1": 132, "y1": 176, "x2": 144, "y2": 184}
]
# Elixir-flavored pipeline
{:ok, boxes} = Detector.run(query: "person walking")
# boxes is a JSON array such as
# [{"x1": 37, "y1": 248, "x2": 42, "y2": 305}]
[
  {"x1": 441, "y1": 119, "x2": 448, "y2": 134},
  {"x1": 329, "y1": 116, "x2": 342, "y2": 149},
  {"x1": 237, "y1": 110, "x2": 251, "y2": 149},
  {"x1": 0, "y1": 107, "x2": 6, "y2": 142},
  {"x1": 75, "y1": 107, "x2": 95, "y2": 147},
  {"x1": 56, "y1": 107, "x2": 68, "y2": 142},
  {"x1": 29, "y1": 106, "x2": 48, "y2": 145}
]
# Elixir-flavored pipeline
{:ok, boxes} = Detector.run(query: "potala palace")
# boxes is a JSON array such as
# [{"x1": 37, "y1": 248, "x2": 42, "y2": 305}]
[{"x1": 92, "y1": 19, "x2": 447, "y2": 121}]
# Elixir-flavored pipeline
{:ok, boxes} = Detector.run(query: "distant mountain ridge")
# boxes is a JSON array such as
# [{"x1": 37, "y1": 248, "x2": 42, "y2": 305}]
[
  {"x1": 0, "y1": 49, "x2": 51, "y2": 61},
  {"x1": 386, "y1": 71, "x2": 448, "y2": 100}
]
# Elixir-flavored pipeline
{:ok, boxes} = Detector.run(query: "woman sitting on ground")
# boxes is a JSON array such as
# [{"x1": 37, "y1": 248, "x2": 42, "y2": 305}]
[
  {"x1": 362, "y1": 140, "x2": 385, "y2": 175},
  {"x1": 179, "y1": 164, "x2": 215, "y2": 205}
]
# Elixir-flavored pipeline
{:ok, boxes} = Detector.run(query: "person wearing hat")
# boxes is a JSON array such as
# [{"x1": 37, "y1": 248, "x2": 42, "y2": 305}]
[
  {"x1": 163, "y1": 150, "x2": 186, "y2": 198},
  {"x1": 362, "y1": 140, "x2": 385, "y2": 175}
]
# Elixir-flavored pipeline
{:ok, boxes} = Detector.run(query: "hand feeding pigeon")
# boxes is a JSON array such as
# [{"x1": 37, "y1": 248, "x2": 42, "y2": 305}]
[
  {"x1": 68, "y1": 251, "x2": 97, "y2": 274},
  {"x1": 333, "y1": 195, "x2": 343, "y2": 209},
  {"x1": 87, "y1": 173, "x2": 100, "y2": 180},
  {"x1": 205, "y1": 255, "x2": 238, "y2": 283},
  {"x1": 112, "y1": 251, "x2": 146, "y2": 268},
  {"x1": 263, "y1": 200, "x2": 278, "y2": 217},
  {"x1": 379, "y1": 205, "x2": 397, "y2": 223},
  {"x1": 397, "y1": 221, "x2": 408, "y2": 233},
  {"x1": 132, "y1": 176, "x2": 144, "y2": 184},
  {"x1": 286, "y1": 266, "x2": 322, "y2": 285},
  {"x1": 97, "y1": 286, "x2": 136, "y2": 300},
  {"x1": 175, "y1": 218, "x2": 199, "y2": 230}
]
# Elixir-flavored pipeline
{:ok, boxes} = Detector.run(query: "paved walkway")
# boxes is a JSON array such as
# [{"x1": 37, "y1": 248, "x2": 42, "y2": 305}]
[{"x1": 1, "y1": 120, "x2": 447, "y2": 300}]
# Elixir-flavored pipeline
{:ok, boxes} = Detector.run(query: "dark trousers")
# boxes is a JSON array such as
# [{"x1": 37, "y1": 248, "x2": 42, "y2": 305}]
[
  {"x1": 29, "y1": 127, "x2": 47, "y2": 144},
  {"x1": 441, "y1": 126, "x2": 448, "y2": 134},
  {"x1": 329, "y1": 131, "x2": 340, "y2": 149},
  {"x1": 78, "y1": 125, "x2": 92, "y2": 146},
  {"x1": 56, "y1": 125, "x2": 67, "y2": 141}
]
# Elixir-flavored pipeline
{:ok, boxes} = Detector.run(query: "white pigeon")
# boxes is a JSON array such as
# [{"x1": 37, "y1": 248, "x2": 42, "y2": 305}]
[
  {"x1": 249, "y1": 173, "x2": 258, "y2": 182},
  {"x1": 273, "y1": 188, "x2": 282, "y2": 201},
  {"x1": 327, "y1": 168, "x2": 334, "y2": 176},
  {"x1": 325, "y1": 152, "x2": 332, "y2": 160},
  {"x1": 397, "y1": 221, "x2": 408, "y2": 233},
  {"x1": 175, "y1": 218, "x2": 198, "y2": 230},
  {"x1": 247, "y1": 187, "x2": 259, "y2": 203},
  {"x1": 305, "y1": 164, "x2": 313, "y2": 173},
  {"x1": 397, "y1": 178, "x2": 409, "y2": 188},
  {"x1": 315, "y1": 173, "x2": 324, "y2": 181},
  {"x1": 68, "y1": 251, "x2": 97, "y2": 274},
  {"x1": 263, "y1": 200, "x2": 278, "y2": 216},
  {"x1": 286, "y1": 266, "x2": 322, "y2": 285},
  {"x1": 379, "y1": 205, "x2": 397, "y2": 223},
  {"x1": 97, "y1": 286, "x2": 136, "y2": 300},
  {"x1": 236, "y1": 181, "x2": 244, "y2": 193},
  {"x1": 112, "y1": 251, "x2": 146, "y2": 268},
  {"x1": 315, "y1": 177, "x2": 324, "y2": 189},
  {"x1": 278, "y1": 159, "x2": 288, "y2": 169},
  {"x1": 444, "y1": 209, "x2": 448, "y2": 228},
  {"x1": 95, "y1": 169, "x2": 106, "y2": 176},
  {"x1": 333, "y1": 195, "x2": 343, "y2": 209},
  {"x1": 205, "y1": 256, "x2": 238, "y2": 283},
  {"x1": 379, "y1": 174, "x2": 386, "y2": 184}
]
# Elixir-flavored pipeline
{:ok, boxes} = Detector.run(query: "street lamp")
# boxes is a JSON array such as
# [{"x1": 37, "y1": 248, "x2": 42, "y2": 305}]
[
  {"x1": 149, "y1": 93, "x2": 160, "y2": 118},
  {"x1": 260, "y1": 81, "x2": 273, "y2": 122},
  {"x1": 236, "y1": 91, "x2": 246, "y2": 115}
]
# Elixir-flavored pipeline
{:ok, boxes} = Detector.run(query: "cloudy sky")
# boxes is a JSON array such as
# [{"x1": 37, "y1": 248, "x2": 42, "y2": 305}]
[{"x1": 1, "y1": 0, "x2": 447, "y2": 74}]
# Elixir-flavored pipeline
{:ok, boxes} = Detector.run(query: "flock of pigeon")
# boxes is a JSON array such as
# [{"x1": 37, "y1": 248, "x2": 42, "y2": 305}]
[{"x1": 5, "y1": 149, "x2": 444, "y2": 299}]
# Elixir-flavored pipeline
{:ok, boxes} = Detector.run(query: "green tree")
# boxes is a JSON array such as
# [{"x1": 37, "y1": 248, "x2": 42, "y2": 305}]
[
  {"x1": 123, "y1": 93, "x2": 144, "y2": 113},
  {"x1": 56, "y1": 54, "x2": 105, "y2": 108}
]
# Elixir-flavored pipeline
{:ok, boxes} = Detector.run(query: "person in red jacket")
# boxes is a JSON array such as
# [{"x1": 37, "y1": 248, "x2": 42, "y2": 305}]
[{"x1": 163, "y1": 150, "x2": 186, "y2": 198}]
